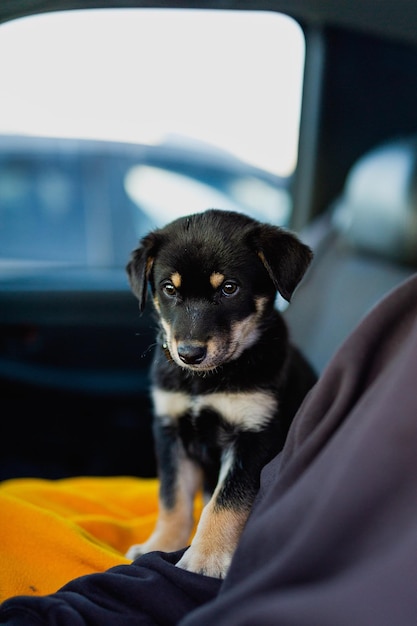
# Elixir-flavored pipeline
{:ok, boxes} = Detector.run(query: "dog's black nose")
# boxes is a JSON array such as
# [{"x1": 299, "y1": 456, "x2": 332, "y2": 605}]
[{"x1": 177, "y1": 343, "x2": 207, "y2": 365}]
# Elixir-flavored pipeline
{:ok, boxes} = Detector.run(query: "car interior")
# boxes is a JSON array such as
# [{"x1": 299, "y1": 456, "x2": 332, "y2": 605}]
[
  {"x1": 1, "y1": 0, "x2": 417, "y2": 525},
  {"x1": 2, "y1": 0, "x2": 417, "y2": 481}
]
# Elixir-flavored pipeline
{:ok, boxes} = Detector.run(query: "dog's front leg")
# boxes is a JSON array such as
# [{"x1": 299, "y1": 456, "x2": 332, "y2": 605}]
[
  {"x1": 126, "y1": 419, "x2": 202, "y2": 560},
  {"x1": 176, "y1": 445, "x2": 255, "y2": 579}
]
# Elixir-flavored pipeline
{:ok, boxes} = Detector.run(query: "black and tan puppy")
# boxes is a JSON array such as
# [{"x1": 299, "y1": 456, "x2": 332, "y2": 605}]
[{"x1": 126, "y1": 209, "x2": 316, "y2": 578}]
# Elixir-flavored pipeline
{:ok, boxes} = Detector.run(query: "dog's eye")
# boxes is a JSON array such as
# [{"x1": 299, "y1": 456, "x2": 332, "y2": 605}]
[
  {"x1": 161, "y1": 282, "x2": 176, "y2": 297},
  {"x1": 221, "y1": 281, "x2": 239, "y2": 297}
]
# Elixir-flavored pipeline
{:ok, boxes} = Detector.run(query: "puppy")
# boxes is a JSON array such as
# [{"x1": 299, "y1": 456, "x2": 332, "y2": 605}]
[{"x1": 126, "y1": 209, "x2": 316, "y2": 578}]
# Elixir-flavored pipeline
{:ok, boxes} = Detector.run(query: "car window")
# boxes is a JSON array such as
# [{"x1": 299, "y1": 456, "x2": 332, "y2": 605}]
[{"x1": 0, "y1": 9, "x2": 305, "y2": 269}]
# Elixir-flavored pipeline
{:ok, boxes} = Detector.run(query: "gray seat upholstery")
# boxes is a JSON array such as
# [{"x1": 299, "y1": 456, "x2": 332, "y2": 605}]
[{"x1": 285, "y1": 136, "x2": 417, "y2": 374}]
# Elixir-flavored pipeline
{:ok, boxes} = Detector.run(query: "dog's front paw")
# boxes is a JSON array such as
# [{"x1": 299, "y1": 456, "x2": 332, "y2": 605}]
[
  {"x1": 125, "y1": 538, "x2": 165, "y2": 560},
  {"x1": 125, "y1": 530, "x2": 191, "y2": 560},
  {"x1": 176, "y1": 544, "x2": 233, "y2": 579},
  {"x1": 125, "y1": 543, "x2": 148, "y2": 561}
]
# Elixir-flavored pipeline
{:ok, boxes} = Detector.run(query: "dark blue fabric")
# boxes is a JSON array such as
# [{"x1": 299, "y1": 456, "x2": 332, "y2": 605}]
[{"x1": 0, "y1": 551, "x2": 221, "y2": 626}]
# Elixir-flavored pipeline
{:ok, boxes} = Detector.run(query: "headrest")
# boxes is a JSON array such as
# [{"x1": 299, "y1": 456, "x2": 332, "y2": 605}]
[{"x1": 333, "y1": 136, "x2": 417, "y2": 265}]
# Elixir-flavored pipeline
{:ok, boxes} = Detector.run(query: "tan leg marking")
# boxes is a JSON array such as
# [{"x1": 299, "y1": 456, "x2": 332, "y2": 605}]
[
  {"x1": 152, "y1": 453, "x2": 203, "y2": 548},
  {"x1": 176, "y1": 500, "x2": 249, "y2": 578},
  {"x1": 126, "y1": 453, "x2": 202, "y2": 559},
  {"x1": 176, "y1": 446, "x2": 249, "y2": 578}
]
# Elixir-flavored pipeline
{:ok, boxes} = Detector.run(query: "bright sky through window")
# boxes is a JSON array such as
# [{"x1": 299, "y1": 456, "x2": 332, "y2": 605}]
[{"x1": 0, "y1": 9, "x2": 305, "y2": 176}]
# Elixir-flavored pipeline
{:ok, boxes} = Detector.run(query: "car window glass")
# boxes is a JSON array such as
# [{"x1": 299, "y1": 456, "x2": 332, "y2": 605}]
[{"x1": 0, "y1": 9, "x2": 305, "y2": 268}]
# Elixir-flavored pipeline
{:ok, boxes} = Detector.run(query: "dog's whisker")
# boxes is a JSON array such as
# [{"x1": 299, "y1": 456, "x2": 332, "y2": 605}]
[{"x1": 140, "y1": 342, "x2": 158, "y2": 358}]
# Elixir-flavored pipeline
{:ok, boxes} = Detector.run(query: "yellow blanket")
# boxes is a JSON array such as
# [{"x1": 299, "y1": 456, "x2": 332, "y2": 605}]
[{"x1": 1, "y1": 476, "x2": 202, "y2": 603}]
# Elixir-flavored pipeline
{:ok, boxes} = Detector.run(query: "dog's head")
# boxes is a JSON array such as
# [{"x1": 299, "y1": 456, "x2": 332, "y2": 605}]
[{"x1": 126, "y1": 209, "x2": 312, "y2": 372}]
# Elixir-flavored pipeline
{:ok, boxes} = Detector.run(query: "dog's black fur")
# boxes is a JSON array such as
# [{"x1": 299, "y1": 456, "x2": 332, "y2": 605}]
[{"x1": 126, "y1": 209, "x2": 317, "y2": 578}]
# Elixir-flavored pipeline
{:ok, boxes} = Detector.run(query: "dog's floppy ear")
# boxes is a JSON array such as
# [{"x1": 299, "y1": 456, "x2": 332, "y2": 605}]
[
  {"x1": 250, "y1": 224, "x2": 313, "y2": 302},
  {"x1": 126, "y1": 232, "x2": 160, "y2": 312}
]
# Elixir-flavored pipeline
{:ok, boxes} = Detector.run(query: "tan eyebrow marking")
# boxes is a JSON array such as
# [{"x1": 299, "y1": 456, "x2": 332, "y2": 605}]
[
  {"x1": 210, "y1": 272, "x2": 225, "y2": 289},
  {"x1": 170, "y1": 272, "x2": 182, "y2": 288}
]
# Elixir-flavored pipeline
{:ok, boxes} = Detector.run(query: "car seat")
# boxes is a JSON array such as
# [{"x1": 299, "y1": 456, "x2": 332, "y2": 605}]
[{"x1": 285, "y1": 135, "x2": 417, "y2": 374}]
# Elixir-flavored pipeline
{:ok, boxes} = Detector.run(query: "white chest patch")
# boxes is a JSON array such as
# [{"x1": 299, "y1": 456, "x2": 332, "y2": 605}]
[{"x1": 152, "y1": 387, "x2": 278, "y2": 431}]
